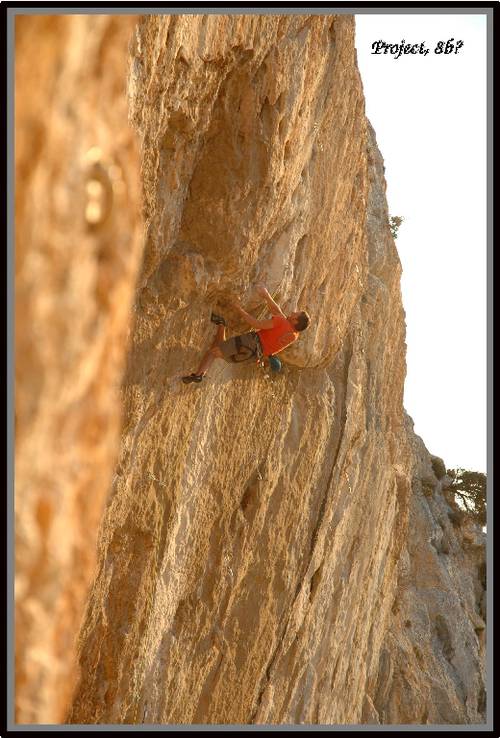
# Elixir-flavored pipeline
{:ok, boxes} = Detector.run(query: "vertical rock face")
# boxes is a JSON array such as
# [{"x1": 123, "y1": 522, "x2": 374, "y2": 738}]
[
  {"x1": 65, "y1": 14, "x2": 484, "y2": 725},
  {"x1": 67, "y1": 15, "x2": 412, "y2": 724},
  {"x1": 15, "y1": 15, "x2": 143, "y2": 724},
  {"x1": 14, "y1": 13, "x2": 485, "y2": 726},
  {"x1": 366, "y1": 417, "x2": 486, "y2": 725}
]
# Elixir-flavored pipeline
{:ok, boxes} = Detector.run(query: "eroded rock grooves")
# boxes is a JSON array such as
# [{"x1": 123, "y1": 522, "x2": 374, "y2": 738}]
[{"x1": 15, "y1": 13, "x2": 485, "y2": 726}]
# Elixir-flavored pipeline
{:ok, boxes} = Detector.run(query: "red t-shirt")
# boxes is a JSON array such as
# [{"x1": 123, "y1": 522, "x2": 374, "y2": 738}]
[{"x1": 257, "y1": 315, "x2": 298, "y2": 357}]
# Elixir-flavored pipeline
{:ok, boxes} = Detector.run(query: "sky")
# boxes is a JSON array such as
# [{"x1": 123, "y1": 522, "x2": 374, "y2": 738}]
[{"x1": 354, "y1": 14, "x2": 487, "y2": 474}]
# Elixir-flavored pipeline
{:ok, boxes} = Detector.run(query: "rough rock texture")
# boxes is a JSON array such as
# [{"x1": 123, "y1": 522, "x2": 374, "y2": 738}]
[
  {"x1": 15, "y1": 15, "x2": 143, "y2": 724},
  {"x1": 365, "y1": 417, "x2": 487, "y2": 725},
  {"x1": 64, "y1": 15, "x2": 484, "y2": 726},
  {"x1": 15, "y1": 13, "x2": 485, "y2": 726}
]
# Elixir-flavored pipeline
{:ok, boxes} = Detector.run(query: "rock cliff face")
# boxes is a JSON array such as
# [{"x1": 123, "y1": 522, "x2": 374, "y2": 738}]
[
  {"x1": 365, "y1": 417, "x2": 486, "y2": 725},
  {"x1": 15, "y1": 15, "x2": 143, "y2": 724},
  {"x1": 15, "y1": 13, "x2": 485, "y2": 726}
]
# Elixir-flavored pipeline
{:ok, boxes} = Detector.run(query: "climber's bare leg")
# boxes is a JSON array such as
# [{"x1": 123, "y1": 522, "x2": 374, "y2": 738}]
[
  {"x1": 213, "y1": 324, "x2": 226, "y2": 344},
  {"x1": 195, "y1": 325, "x2": 226, "y2": 376}
]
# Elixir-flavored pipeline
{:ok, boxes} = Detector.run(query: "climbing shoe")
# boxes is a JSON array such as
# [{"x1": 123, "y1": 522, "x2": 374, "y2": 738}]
[
  {"x1": 210, "y1": 312, "x2": 226, "y2": 326},
  {"x1": 182, "y1": 373, "x2": 204, "y2": 384}
]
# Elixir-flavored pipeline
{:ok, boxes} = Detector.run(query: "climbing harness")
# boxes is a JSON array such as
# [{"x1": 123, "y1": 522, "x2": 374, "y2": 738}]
[
  {"x1": 231, "y1": 332, "x2": 264, "y2": 365},
  {"x1": 233, "y1": 331, "x2": 283, "y2": 374},
  {"x1": 232, "y1": 333, "x2": 283, "y2": 376}
]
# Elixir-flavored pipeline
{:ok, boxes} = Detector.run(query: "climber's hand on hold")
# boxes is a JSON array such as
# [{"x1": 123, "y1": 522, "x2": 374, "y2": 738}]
[{"x1": 255, "y1": 284, "x2": 285, "y2": 318}]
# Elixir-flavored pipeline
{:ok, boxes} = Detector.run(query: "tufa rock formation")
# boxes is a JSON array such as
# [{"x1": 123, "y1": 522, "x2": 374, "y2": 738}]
[{"x1": 15, "y1": 13, "x2": 485, "y2": 725}]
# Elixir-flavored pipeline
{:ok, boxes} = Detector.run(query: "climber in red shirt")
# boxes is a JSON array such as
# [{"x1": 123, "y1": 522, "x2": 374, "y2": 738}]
[{"x1": 182, "y1": 284, "x2": 310, "y2": 384}]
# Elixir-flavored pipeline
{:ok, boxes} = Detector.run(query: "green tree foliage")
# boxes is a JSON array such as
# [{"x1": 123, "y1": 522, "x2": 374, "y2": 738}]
[
  {"x1": 447, "y1": 468, "x2": 487, "y2": 527},
  {"x1": 389, "y1": 215, "x2": 404, "y2": 239}
]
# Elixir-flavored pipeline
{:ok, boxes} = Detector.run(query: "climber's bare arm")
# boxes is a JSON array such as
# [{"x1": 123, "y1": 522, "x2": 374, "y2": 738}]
[
  {"x1": 255, "y1": 284, "x2": 285, "y2": 317},
  {"x1": 232, "y1": 303, "x2": 274, "y2": 330}
]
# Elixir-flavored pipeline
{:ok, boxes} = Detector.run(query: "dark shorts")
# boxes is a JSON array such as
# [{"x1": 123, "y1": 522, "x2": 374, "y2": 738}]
[{"x1": 219, "y1": 332, "x2": 261, "y2": 363}]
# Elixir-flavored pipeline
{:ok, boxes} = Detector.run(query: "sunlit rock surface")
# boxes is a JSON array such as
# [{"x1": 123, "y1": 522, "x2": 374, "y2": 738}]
[
  {"x1": 14, "y1": 13, "x2": 485, "y2": 726},
  {"x1": 15, "y1": 14, "x2": 143, "y2": 723}
]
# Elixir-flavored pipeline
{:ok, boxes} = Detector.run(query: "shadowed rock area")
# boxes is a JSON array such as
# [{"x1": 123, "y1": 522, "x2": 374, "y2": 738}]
[{"x1": 15, "y1": 14, "x2": 485, "y2": 726}]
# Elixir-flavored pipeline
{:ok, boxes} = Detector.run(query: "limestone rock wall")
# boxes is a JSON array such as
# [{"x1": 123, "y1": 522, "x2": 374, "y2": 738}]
[
  {"x1": 68, "y1": 14, "x2": 406, "y2": 724},
  {"x1": 365, "y1": 417, "x2": 486, "y2": 725},
  {"x1": 15, "y1": 15, "x2": 143, "y2": 723},
  {"x1": 14, "y1": 13, "x2": 485, "y2": 727}
]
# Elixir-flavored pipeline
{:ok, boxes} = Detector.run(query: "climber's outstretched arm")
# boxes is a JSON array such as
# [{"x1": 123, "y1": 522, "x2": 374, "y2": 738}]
[
  {"x1": 232, "y1": 303, "x2": 274, "y2": 330},
  {"x1": 255, "y1": 284, "x2": 285, "y2": 317}
]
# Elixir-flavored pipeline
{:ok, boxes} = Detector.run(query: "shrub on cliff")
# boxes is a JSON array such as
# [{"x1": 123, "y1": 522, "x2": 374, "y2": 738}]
[
  {"x1": 447, "y1": 468, "x2": 486, "y2": 527},
  {"x1": 389, "y1": 215, "x2": 404, "y2": 239}
]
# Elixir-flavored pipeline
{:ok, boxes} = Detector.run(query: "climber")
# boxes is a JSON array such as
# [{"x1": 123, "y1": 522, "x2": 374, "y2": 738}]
[{"x1": 182, "y1": 284, "x2": 310, "y2": 384}]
